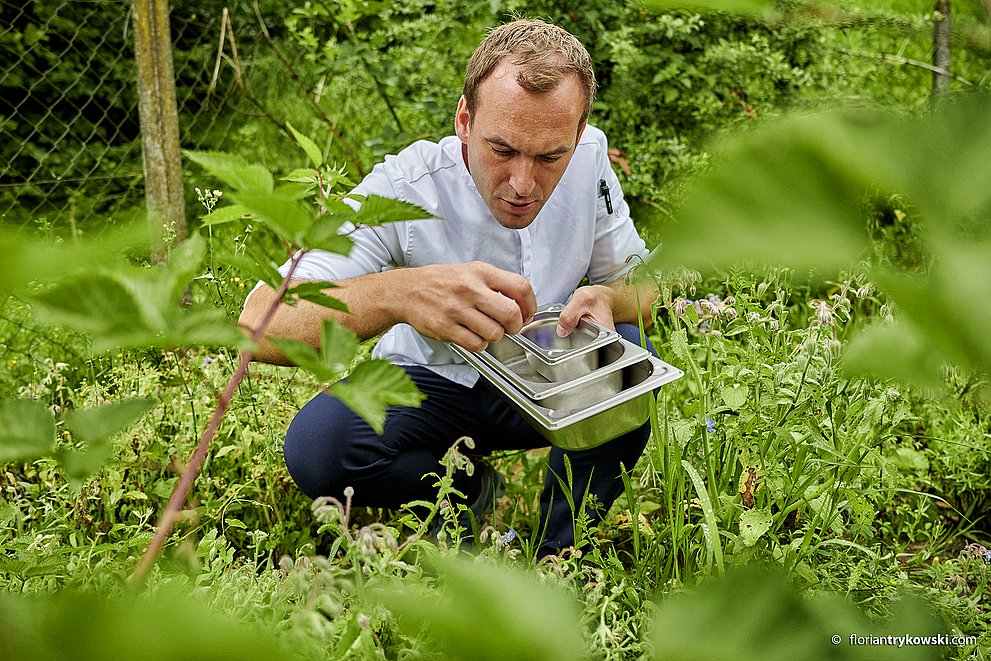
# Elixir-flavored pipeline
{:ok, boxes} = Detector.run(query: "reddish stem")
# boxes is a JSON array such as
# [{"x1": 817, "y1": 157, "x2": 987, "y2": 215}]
[{"x1": 130, "y1": 250, "x2": 306, "y2": 588}]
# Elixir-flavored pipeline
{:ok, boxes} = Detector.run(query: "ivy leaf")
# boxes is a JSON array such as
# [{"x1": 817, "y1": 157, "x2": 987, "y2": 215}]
[
  {"x1": 286, "y1": 122, "x2": 324, "y2": 169},
  {"x1": 0, "y1": 399, "x2": 55, "y2": 463},
  {"x1": 184, "y1": 150, "x2": 274, "y2": 195},
  {"x1": 329, "y1": 359, "x2": 424, "y2": 434},
  {"x1": 59, "y1": 399, "x2": 155, "y2": 479}
]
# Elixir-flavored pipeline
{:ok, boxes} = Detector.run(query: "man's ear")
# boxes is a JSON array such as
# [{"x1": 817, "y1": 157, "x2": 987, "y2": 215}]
[{"x1": 454, "y1": 95, "x2": 471, "y2": 143}]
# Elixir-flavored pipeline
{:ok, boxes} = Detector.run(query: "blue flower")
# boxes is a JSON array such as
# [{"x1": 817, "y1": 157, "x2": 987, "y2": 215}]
[{"x1": 705, "y1": 418, "x2": 716, "y2": 433}]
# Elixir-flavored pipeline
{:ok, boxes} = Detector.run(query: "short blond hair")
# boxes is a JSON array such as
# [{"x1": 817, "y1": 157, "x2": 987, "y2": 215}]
[{"x1": 463, "y1": 19, "x2": 597, "y2": 126}]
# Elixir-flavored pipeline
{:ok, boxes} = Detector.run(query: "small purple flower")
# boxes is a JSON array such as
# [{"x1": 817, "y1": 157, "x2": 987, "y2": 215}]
[
  {"x1": 705, "y1": 418, "x2": 716, "y2": 433},
  {"x1": 202, "y1": 356, "x2": 214, "y2": 367}
]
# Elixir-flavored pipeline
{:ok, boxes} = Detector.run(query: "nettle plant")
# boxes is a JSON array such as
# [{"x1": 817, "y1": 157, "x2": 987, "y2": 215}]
[{"x1": 0, "y1": 124, "x2": 431, "y2": 585}]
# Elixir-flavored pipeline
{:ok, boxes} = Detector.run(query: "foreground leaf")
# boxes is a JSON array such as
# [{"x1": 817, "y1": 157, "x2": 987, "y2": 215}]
[
  {"x1": 59, "y1": 399, "x2": 155, "y2": 479},
  {"x1": 374, "y1": 555, "x2": 585, "y2": 661},
  {"x1": 0, "y1": 399, "x2": 55, "y2": 464},
  {"x1": 329, "y1": 359, "x2": 425, "y2": 434},
  {"x1": 0, "y1": 589, "x2": 303, "y2": 661}
]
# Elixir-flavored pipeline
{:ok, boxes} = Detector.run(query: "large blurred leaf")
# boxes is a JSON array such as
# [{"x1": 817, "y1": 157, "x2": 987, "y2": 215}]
[
  {"x1": 653, "y1": 109, "x2": 898, "y2": 273},
  {"x1": 183, "y1": 150, "x2": 274, "y2": 195},
  {"x1": 30, "y1": 235, "x2": 244, "y2": 353},
  {"x1": 0, "y1": 399, "x2": 55, "y2": 464},
  {"x1": 651, "y1": 568, "x2": 944, "y2": 660},
  {"x1": 59, "y1": 399, "x2": 155, "y2": 479},
  {"x1": 374, "y1": 555, "x2": 585, "y2": 661},
  {"x1": 0, "y1": 589, "x2": 303, "y2": 661},
  {"x1": 0, "y1": 224, "x2": 146, "y2": 295},
  {"x1": 330, "y1": 359, "x2": 425, "y2": 434},
  {"x1": 643, "y1": 0, "x2": 773, "y2": 13}
]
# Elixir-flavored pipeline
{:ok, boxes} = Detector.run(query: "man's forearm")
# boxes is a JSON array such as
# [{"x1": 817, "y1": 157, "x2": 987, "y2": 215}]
[
  {"x1": 238, "y1": 270, "x2": 404, "y2": 365},
  {"x1": 238, "y1": 262, "x2": 538, "y2": 365}
]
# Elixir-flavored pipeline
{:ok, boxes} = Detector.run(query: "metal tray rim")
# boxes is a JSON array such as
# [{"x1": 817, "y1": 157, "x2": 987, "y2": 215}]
[{"x1": 459, "y1": 349, "x2": 684, "y2": 431}]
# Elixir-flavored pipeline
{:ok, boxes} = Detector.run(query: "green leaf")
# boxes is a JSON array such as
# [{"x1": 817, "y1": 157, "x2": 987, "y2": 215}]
[
  {"x1": 0, "y1": 589, "x2": 304, "y2": 661},
  {"x1": 643, "y1": 0, "x2": 773, "y2": 13},
  {"x1": 183, "y1": 150, "x2": 274, "y2": 195},
  {"x1": 166, "y1": 234, "x2": 207, "y2": 304},
  {"x1": 653, "y1": 110, "x2": 899, "y2": 273},
  {"x1": 232, "y1": 192, "x2": 313, "y2": 243},
  {"x1": 318, "y1": 318, "x2": 360, "y2": 374},
  {"x1": 63, "y1": 399, "x2": 155, "y2": 445},
  {"x1": 738, "y1": 507, "x2": 772, "y2": 547},
  {"x1": 218, "y1": 250, "x2": 284, "y2": 291},
  {"x1": 651, "y1": 568, "x2": 943, "y2": 661},
  {"x1": 303, "y1": 214, "x2": 353, "y2": 254},
  {"x1": 59, "y1": 399, "x2": 155, "y2": 479},
  {"x1": 373, "y1": 555, "x2": 585, "y2": 661},
  {"x1": 286, "y1": 122, "x2": 324, "y2": 168},
  {"x1": 348, "y1": 194, "x2": 438, "y2": 226},
  {"x1": 720, "y1": 384, "x2": 748, "y2": 410},
  {"x1": 670, "y1": 328, "x2": 689, "y2": 361},
  {"x1": 270, "y1": 319, "x2": 359, "y2": 383},
  {"x1": 286, "y1": 281, "x2": 348, "y2": 313},
  {"x1": 0, "y1": 400, "x2": 55, "y2": 463},
  {"x1": 200, "y1": 204, "x2": 249, "y2": 226},
  {"x1": 682, "y1": 460, "x2": 724, "y2": 574},
  {"x1": 31, "y1": 271, "x2": 148, "y2": 340},
  {"x1": 329, "y1": 359, "x2": 424, "y2": 434}
]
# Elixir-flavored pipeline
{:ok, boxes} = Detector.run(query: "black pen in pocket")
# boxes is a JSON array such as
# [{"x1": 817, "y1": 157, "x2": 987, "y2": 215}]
[{"x1": 598, "y1": 178, "x2": 613, "y2": 214}]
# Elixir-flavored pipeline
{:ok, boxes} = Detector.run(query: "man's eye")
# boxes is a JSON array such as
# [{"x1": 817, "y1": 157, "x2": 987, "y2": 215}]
[
  {"x1": 540, "y1": 155, "x2": 562, "y2": 163},
  {"x1": 493, "y1": 148, "x2": 513, "y2": 156}
]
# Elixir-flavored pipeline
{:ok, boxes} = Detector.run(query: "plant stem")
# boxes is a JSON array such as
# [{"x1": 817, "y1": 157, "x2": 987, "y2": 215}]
[{"x1": 129, "y1": 250, "x2": 306, "y2": 589}]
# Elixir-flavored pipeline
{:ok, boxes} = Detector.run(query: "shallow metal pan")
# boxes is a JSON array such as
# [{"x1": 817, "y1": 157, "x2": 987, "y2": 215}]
[
  {"x1": 469, "y1": 335, "x2": 650, "y2": 401},
  {"x1": 456, "y1": 349, "x2": 684, "y2": 451},
  {"x1": 504, "y1": 305, "x2": 620, "y2": 381}
]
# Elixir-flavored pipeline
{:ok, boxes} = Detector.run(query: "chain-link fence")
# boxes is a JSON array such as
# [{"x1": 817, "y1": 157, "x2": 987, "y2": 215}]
[{"x1": 0, "y1": 0, "x2": 264, "y2": 232}]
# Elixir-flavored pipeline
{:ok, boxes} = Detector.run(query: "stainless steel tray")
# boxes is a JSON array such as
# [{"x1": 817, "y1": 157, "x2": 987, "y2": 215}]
[
  {"x1": 456, "y1": 347, "x2": 684, "y2": 451},
  {"x1": 463, "y1": 335, "x2": 650, "y2": 401},
  {"x1": 505, "y1": 304, "x2": 620, "y2": 381}
]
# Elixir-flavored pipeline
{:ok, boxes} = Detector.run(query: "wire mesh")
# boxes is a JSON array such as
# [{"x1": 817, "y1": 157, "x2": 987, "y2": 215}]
[{"x1": 0, "y1": 1, "x2": 263, "y2": 232}]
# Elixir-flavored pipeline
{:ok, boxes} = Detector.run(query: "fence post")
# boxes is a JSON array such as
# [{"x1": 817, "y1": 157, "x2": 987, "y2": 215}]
[{"x1": 133, "y1": 0, "x2": 186, "y2": 262}]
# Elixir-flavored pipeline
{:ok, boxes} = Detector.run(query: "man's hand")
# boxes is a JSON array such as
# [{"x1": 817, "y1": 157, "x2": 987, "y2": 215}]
[
  {"x1": 557, "y1": 285, "x2": 616, "y2": 336},
  {"x1": 556, "y1": 280, "x2": 656, "y2": 337},
  {"x1": 239, "y1": 261, "x2": 537, "y2": 363},
  {"x1": 399, "y1": 261, "x2": 537, "y2": 351}
]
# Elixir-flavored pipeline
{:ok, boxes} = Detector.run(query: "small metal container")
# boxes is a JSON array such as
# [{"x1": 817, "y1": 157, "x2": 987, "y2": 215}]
[
  {"x1": 476, "y1": 334, "x2": 649, "y2": 402},
  {"x1": 505, "y1": 305, "x2": 619, "y2": 381},
  {"x1": 453, "y1": 341, "x2": 684, "y2": 451}
]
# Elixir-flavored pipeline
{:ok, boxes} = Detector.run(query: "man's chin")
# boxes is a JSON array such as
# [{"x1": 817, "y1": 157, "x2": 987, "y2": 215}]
[{"x1": 493, "y1": 213, "x2": 538, "y2": 230}]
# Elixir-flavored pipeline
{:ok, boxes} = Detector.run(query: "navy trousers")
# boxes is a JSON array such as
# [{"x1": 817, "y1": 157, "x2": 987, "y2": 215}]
[{"x1": 283, "y1": 323, "x2": 655, "y2": 555}]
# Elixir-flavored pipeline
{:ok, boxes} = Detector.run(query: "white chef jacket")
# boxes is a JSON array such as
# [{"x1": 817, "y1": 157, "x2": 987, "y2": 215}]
[{"x1": 273, "y1": 124, "x2": 648, "y2": 387}]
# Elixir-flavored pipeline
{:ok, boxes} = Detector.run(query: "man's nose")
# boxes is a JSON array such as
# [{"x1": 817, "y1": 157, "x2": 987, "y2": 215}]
[{"x1": 508, "y1": 158, "x2": 536, "y2": 198}]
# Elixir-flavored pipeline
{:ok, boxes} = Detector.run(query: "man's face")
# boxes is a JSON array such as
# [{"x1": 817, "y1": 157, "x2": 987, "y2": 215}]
[{"x1": 455, "y1": 61, "x2": 586, "y2": 230}]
